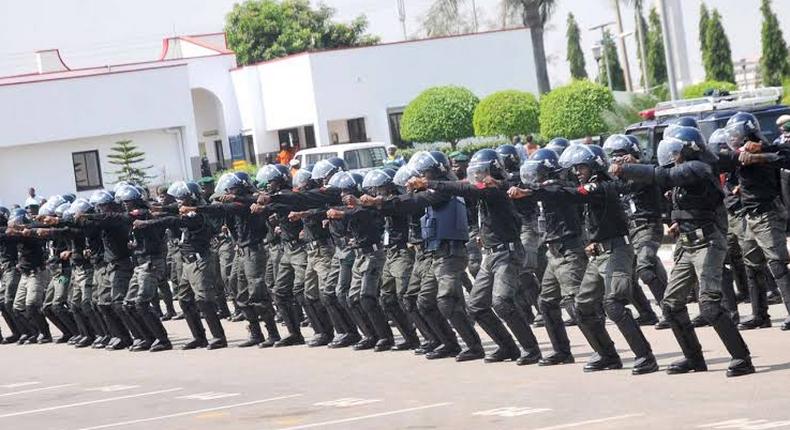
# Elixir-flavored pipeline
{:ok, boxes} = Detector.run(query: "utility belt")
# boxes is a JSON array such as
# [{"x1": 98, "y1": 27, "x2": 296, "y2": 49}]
[
  {"x1": 482, "y1": 242, "x2": 519, "y2": 255},
  {"x1": 19, "y1": 266, "x2": 45, "y2": 276},
  {"x1": 283, "y1": 240, "x2": 305, "y2": 251},
  {"x1": 306, "y1": 238, "x2": 333, "y2": 251},
  {"x1": 679, "y1": 224, "x2": 718, "y2": 248},
  {"x1": 744, "y1": 199, "x2": 784, "y2": 218},
  {"x1": 629, "y1": 218, "x2": 660, "y2": 229},
  {"x1": 353, "y1": 243, "x2": 382, "y2": 257},
  {"x1": 423, "y1": 239, "x2": 466, "y2": 255},
  {"x1": 236, "y1": 243, "x2": 261, "y2": 256},
  {"x1": 386, "y1": 240, "x2": 408, "y2": 251},
  {"x1": 589, "y1": 235, "x2": 630, "y2": 256}
]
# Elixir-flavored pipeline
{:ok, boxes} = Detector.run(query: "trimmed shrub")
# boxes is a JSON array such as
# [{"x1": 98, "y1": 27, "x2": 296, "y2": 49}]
[
  {"x1": 539, "y1": 80, "x2": 615, "y2": 139},
  {"x1": 400, "y1": 86, "x2": 479, "y2": 148},
  {"x1": 473, "y1": 90, "x2": 540, "y2": 138},
  {"x1": 681, "y1": 80, "x2": 737, "y2": 99}
]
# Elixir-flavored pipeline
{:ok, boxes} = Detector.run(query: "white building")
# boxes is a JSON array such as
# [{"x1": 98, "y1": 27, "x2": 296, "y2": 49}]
[{"x1": 0, "y1": 28, "x2": 538, "y2": 204}]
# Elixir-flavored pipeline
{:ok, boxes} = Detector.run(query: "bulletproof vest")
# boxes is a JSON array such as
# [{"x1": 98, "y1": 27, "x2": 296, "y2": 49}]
[
  {"x1": 420, "y1": 196, "x2": 469, "y2": 250},
  {"x1": 671, "y1": 174, "x2": 723, "y2": 222}
]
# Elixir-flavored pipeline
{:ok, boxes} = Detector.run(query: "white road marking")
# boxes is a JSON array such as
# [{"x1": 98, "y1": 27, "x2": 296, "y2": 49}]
[
  {"x1": 1, "y1": 382, "x2": 40, "y2": 389},
  {"x1": 85, "y1": 385, "x2": 140, "y2": 393},
  {"x1": 0, "y1": 388, "x2": 183, "y2": 419},
  {"x1": 473, "y1": 406, "x2": 552, "y2": 417},
  {"x1": 275, "y1": 402, "x2": 453, "y2": 430},
  {"x1": 698, "y1": 418, "x2": 790, "y2": 429},
  {"x1": 530, "y1": 413, "x2": 645, "y2": 430},
  {"x1": 313, "y1": 398, "x2": 382, "y2": 407},
  {"x1": 0, "y1": 384, "x2": 76, "y2": 398},
  {"x1": 72, "y1": 394, "x2": 302, "y2": 430},
  {"x1": 176, "y1": 392, "x2": 241, "y2": 401}
]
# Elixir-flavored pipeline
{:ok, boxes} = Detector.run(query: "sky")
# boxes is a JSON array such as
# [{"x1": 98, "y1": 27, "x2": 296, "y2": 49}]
[{"x1": 0, "y1": 0, "x2": 787, "y2": 87}]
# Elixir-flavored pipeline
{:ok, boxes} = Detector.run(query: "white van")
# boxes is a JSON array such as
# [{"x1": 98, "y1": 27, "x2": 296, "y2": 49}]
[{"x1": 294, "y1": 142, "x2": 394, "y2": 172}]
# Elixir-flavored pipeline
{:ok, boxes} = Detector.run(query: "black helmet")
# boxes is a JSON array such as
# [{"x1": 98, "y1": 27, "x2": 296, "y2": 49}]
[
  {"x1": 89, "y1": 190, "x2": 115, "y2": 206},
  {"x1": 495, "y1": 144, "x2": 521, "y2": 173},
  {"x1": 656, "y1": 126, "x2": 707, "y2": 167},
  {"x1": 216, "y1": 172, "x2": 254, "y2": 194},
  {"x1": 545, "y1": 138, "x2": 570, "y2": 156},
  {"x1": 167, "y1": 181, "x2": 202, "y2": 203},
  {"x1": 256, "y1": 164, "x2": 292, "y2": 191},
  {"x1": 707, "y1": 128, "x2": 729, "y2": 153},
  {"x1": 467, "y1": 148, "x2": 505, "y2": 183},
  {"x1": 521, "y1": 148, "x2": 561, "y2": 185},
  {"x1": 327, "y1": 171, "x2": 363, "y2": 194},
  {"x1": 8, "y1": 208, "x2": 29, "y2": 227},
  {"x1": 558, "y1": 144, "x2": 609, "y2": 172},
  {"x1": 46, "y1": 195, "x2": 67, "y2": 210},
  {"x1": 409, "y1": 151, "x2": 449, "y2": 177},
  {"x1": 674, "y1": 116, "x2": 699, "y2": 129},
  {"x1": 38, "y1": 202, "x2": 57, "y2": 217},
  {"x1": 393, "y1": 165, "x2": 418, "y2": 187},
  {"x1": 724, "y1": 111, "x2": 765, "y2": 150},
  {"x1": 54, "y1": 203, "x2": 71, "y2": 218},
  {"x1": 624, "y1": 135, "x2": 642, "y2": 158},
  {"x1": 602, "y1": 134, "x2": 639, "y2": 160},
  {"x1": 362, "y1": 169, "x2": 394, "y2": 195},
  {"x1": 70, "y1": 198, "x2": 94, "y2": 217},
  {"x1": 62, "y1": 193, "x2": 76, "y2": 203},
  {"x1": 292, "y1": 168, "x2": 315, "y2": 191},
  {"x1": 113, "y1": 181, "x2": 132, "y2": 194},
  {"x1": 115, "y1": 184, "x2": 143, "y2": 203},
  {"x1": 0, "y1": 206, "x2": 9, "y2": 221},
  {"x1": 311, "y1": 157, "x2": 347, "y2": 183}
]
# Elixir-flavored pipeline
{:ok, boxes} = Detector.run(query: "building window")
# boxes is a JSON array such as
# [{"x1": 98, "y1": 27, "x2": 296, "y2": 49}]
[
  {"x1": 388, "y1": 109, "x2": 410, "y2": 148},
  {"x1": 243, "y1": 135, "x2": 256, "y2": 165},
  {"x1": 347, "y1": 118, "x2": 367, "y2": 143},
  {"x1": 214, "y1": 140, "x2": 225, "y2": 169},
  {"x1": 304, "y1": 125, "x2": 316, "y2": 149},
  {"x1": 278, "y1": 128, "x2": 300, "y2": 150},
  {"x1": 72, "y1": 150, "x2": 103, "y2": 191}
]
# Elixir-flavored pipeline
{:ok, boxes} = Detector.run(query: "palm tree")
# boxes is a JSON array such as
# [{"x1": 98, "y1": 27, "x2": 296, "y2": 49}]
[{"x1": 502, "y1": 0, "x2": 557, "y2": 94}]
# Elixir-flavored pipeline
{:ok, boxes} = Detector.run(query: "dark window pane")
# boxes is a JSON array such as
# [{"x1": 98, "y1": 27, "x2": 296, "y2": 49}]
[
  {"x1": 347, "y1": 118, "x2": 367, "y2": 143},
  {"x1": 72, "y1": 150, "x2": 103, "y2": 191}
]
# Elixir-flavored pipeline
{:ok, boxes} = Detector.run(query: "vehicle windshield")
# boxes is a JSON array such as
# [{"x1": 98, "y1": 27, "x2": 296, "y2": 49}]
[
  {"x1": 344, "y1": 147, "x2": 387, "y2": 170},
  {"x1": 305, "y1": 152, "x2": 336, "y2": 166}
]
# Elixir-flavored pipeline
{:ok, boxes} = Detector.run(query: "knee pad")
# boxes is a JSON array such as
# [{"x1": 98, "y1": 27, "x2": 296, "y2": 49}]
[
  {"x1": 767, "y1": 261, "x2": 789, "y2": 280},
  {"x1": 538, "y1": 297, "x2": 560, "y2": 314},
  {"x1": 636, "y1": 268, "x2": 658, "y2": 286},
  {"x1": 574, "y1": 301, "x2": 597, "y2": 320},
  {"x1": 602, "y1": 299, "x2": 629, "y2": 323},
  {"x1": 698, "y1": 300, "x2": 722, "y2": 323}
]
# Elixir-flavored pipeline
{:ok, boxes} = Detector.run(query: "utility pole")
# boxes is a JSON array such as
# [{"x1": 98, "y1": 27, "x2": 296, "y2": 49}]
[
  {"x1": 612, "y1": 0, "x2": 633, "y2": 92},
  {"x1": 634, "y1": 4, "x2": 649, "y2": 92},
  {"x1": 590, "y1": 22, "x2": 616, "y2": 91},
  {"x1": 397, "y1": 0, "x2": 407, "y2": 40},
  {"x1": 656, "y1": 0, "x2": 679, "y2": 100},
  {"x1": 470, "y1": 0, "x2": 479, "y2": 32}
]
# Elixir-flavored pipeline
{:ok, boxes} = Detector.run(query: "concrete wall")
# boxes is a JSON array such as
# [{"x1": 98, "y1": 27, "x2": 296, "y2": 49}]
[
  {"x1": 309, "y1": 28, "x2": 537, "y2": 147},
  {"x1": 0, "y1": 128, "x2": 187, "y2": 204}
]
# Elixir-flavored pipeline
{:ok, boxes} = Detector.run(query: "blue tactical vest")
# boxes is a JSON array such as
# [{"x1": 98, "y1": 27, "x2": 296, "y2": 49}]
[{"x1": 421, "y1": 196, "x2": 469, "y2": 250}]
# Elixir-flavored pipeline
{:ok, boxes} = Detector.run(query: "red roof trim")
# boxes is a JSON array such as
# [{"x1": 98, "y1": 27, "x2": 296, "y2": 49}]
[
  {"x1": 178, "y1": 35, "x2": 232, "y2": 54},
  {"x1": 157, "y1": 38, "x2": 170, "y2": 61},
  {"x1": 231, "y1": 26, "x2": 529, "y2": 70},
  {"x1": 0, "y1": 63, "x2": 188, "y2": 88}
]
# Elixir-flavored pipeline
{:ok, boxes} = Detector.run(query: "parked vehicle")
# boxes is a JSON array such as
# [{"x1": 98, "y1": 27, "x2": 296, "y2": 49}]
[
  {"x1": 625, "y1": 87, "x2": 789, "y2": 164},
  {"x1": 294, "y1": 142, "x2": 394, "y2": 173}
]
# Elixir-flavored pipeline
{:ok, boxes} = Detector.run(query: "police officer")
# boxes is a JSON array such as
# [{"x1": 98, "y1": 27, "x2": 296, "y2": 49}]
[
  {"x1": 448, "y1": 152, "x2": 482, "y2": 293},
  {"x1": 509, "y1": 148, "x2": 584, "y2": 366},
  {"x1": 611, "y1": 127, "x2": 755, "y2": 377},
  {"x1": 137, "y1": 181, "x2": 227, "y2": 350},
  {"x1": 360, "y1": 169, "x2": 421, "y2": 350},
  {"x1": 602, "y1": 135, "x2": 666, "y2": 328},
  {"x1": 719, "y1": 112, "x2": 790, "y2": 331},
  {"x1": 551, "y1": 144, "x2": 658, "y2": 375},
  {"x1": 397, "y1": 151, "x2": 484, "y2": 362},
  {"x1": 8, "y1": 210, "x2": 51, "y2": 344},
  {"x1": 328, "y1": 172, "x2": 395, "y2": 351},
  {"x1": 0, "y1": 206, "x2": 23, "y2": 343},
  {"x1": 210, "y1": 171, "x2": 281, "y2": 347}
]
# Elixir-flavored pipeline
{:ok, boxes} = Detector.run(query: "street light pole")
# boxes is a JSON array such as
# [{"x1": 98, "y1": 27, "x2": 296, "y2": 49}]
[
  {"x1": 612, "y1": 0, "x2": 633, "y2": 92},
  {"x1": 656, "y1": 0, "x2": 679, "y2": 100},
  {"x1": 634, "y1": 5, "x2": 650, "y2": 92},
  {"x1": 589, "y1": 22, "x2": 616, "y2": 91}
]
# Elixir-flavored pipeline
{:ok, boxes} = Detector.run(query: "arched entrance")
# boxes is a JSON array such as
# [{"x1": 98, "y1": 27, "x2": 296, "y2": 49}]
[{"x1": 191, "y1": 88, "x2": 229, "y2": 175}]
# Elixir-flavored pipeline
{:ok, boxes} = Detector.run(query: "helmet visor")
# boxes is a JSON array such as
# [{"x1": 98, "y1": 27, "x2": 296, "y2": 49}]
[
  {"x1": 466, "y1": 161, "x2": 491, "y2": 184},
  {"x1": 656, "y1": 138, "x2": 685, "y2": 167}
]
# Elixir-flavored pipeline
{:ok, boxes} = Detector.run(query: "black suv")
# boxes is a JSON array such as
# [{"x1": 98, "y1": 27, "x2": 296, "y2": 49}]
[{"x1": 625, "y1": 105, "x2": 790, "y2": 164}]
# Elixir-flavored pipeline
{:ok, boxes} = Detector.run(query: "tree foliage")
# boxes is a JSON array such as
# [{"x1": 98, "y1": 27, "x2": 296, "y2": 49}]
[
  {"x1": 603, "y1": 93, "x2": 659, "y2": 134},
  {"x1": 502, "y1": 0, "x2": 558, "y2": 94},
  {"x1": 699, "y1": 3, "x2": 710, "y2": 56},
  {"x1": 224, "y1": 0, "x2": 379, "y2": 66},
  {"x1": 681, "y1": 80, "x2": 737, "y2": 99},
  {"x1": 760, "y1": 0, "x2": 790, "y2": 86},
  {"x1": 646, "y1": 7, "x2": 667, "y2": 87},
  {"x1": 566, "y1": 13, "x2": 587, "y2": 80},
  {"x1": 420, "y1": 0, "x2": 475, "y2": 37},
  {"x1": 539, "y1": 80, "x2": 615, "y2": 139},
  {"x1": 107, "y1": 140, "x2": 153, "y2": 186},
  {"x1": 597, "y1": 29, "x2": 626, "y2": 91},
  {"x1": 703, "y1": 9, "x2": 735, "y2": 83},
  {"x1": 473, "y1": 90, "x2": 540, "y2": 138},
  {"x1": 400, "y1": 86, "x2": 479, "y2": 148},
  {"x1": 634, "y1": 2, "x2": 649, "y2": 88}
]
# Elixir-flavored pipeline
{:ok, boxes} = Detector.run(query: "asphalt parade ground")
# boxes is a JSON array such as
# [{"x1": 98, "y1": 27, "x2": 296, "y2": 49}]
[{"x1": 2, "y1": 246, "x2": 790, "y2": 430}]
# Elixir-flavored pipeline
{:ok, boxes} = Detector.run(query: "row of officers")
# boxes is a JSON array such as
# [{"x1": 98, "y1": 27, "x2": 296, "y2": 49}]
[{"x1": 1, "y1": 111, "x2": 789, "y2": 379}]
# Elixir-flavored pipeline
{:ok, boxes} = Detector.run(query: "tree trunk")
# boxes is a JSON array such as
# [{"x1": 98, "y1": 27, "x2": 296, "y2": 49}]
[{"x1": 522, "y1": 3, "x2": 551, "y2": 94}]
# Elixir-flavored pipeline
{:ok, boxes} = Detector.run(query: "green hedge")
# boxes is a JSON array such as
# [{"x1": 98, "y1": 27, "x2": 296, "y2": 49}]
[
  {"x1": 473, "y1": 90, "x2": 540, "y2": 138},
  {"x1": 400, "y1": 86, "x2": 479, "y2": 144},
  {"x1": 397, "y1": 138, "x2": 510, "y2": 162},
  {"x1": 539, "y1": 79, "x2": 614, "y2": 139},
  {"x1": 681, "y1": 80, "x2": 737, "y2": 99}
]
